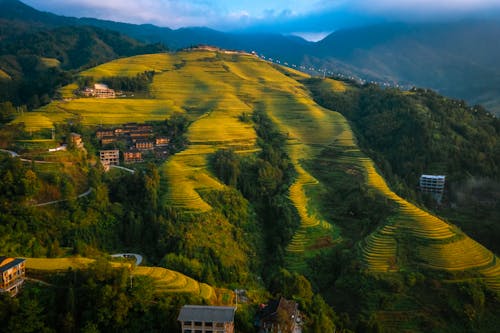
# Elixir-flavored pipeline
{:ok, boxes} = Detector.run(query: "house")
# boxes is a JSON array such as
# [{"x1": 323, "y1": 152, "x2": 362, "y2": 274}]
[
  {"x1": 135, "y1": 140, "x2": 154, "y2": 150},
  {"x1": 93, "y1": 83, "x2": 115, "y2": 98},
  {"x1": 100, "y1": 136, "x2": 118, "y2": 145},
  {"x1": 178, "y1": 305, "x2": 236, "y2": 333},
  {"x1": 129, "y1": 132, "x2": 151, "y2": 141},
  {"x1": 155, "y1": 137, "x2": 170, "y2": 146},
  {"x1": 99, "y1": 149, "x2": 120, "y2": 167},
  {"x1": 70, "y1": 133, "x2": 84, "y2": 149},
  {"x1": 124, "y1": 149, "x2": 143, "y2": 164},
  {"x1": 0, "y1": 257, "x2": 26, "y2": 296},
  {"x1": 96, "y1": 129, "x2": 115, "y2": 139},
  {"x1": 256, "y1": 297, "x2": 301, "y2": 333},
  {"x1": 419, "y1": 174, "x2": 446, "y2": 202}
]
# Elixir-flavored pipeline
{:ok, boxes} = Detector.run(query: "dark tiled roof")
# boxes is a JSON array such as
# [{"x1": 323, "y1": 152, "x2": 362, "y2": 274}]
[
  {"x1": 0, "y1": 257, "x2": 25, "y2": 273},
  {"x1": 178, "y1": 305, "x2": 235, "y2": 323}
]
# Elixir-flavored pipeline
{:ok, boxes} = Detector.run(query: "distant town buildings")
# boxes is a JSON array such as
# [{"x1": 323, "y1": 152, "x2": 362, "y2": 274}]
[
  {"x1": 81, "y1": 83, "x2": 115, "y2": 98},
  {"x1": 178, "y1": 305, "x2": 236, "y2": 333},
  {"x1": 0, "y1": 257, "x2": 26, "y2": 297},
  {"x1": 256, "y1": 297, "x2": 301, "y2": 333},
  {"x1": 419, "y1": 174, "x2": 446, "y2": 202}
]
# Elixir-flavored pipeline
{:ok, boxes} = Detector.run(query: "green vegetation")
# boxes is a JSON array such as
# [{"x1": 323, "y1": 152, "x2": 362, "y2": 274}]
[{"x1": 1, "y1": 50, "x2": 499, "y2": 332}]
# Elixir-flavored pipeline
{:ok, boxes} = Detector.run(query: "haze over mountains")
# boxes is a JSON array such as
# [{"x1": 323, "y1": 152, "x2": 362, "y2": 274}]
[{"x1": 1, "y1": 0, "x2": 500, "y2": 114}]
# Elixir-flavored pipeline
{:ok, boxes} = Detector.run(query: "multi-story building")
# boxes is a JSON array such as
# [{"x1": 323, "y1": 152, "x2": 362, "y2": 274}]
[
  {"x1": 135, "y1": 140, "x2": 154, "y2": 150},
  {"x1": 100, "y1": 149, "x2": 120, "y2": 167},
  {"x1": 178, "y1": 305, "x2": 236, "y2": 333},
  {"x1": 0, "y1": 257, "x2": 26, "y2": 296},
  {"x1": 93, "y1": 83, "x2": 115, "y2": 98},
  {"x1": 124, "y1": 149, "x2": 143, "y2": 164},
  {"x1": 419, "y1": 174, "x2": 446, "y2": 202}
]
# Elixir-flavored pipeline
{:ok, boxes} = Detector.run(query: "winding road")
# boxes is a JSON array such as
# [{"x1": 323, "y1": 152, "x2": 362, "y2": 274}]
[
  {"x1": 34, "y1": 187, "x2": 93, "y2": 207},
  {"x1": 111, "y1": 253, "x2": 143, "y2": 266}
]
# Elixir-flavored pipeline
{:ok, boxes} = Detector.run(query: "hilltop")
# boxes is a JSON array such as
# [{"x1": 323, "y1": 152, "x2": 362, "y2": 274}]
[
  {"x1": 3, "y1": 0, "x2": 500, "y2": 115},
  {"x1": 1, "y1": 49, "x2": 499, "y2": 331}
]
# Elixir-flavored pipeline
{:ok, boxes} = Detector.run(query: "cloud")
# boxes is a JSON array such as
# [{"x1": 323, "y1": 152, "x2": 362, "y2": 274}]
[{"x1": 22, "y1": 0, "x2": 500, "y2": 32}]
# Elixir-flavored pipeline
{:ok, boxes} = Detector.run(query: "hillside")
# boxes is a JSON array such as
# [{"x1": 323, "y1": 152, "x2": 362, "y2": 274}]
[
  {"x1": 0, "y1": 0, "x2": 165, "y2": 109},
  {"x1": 2, "y1": 50, "x2": 498, "y2": 331},
  {"x1": 3, "y1": 0, "x2": 500, "y2": 114}
]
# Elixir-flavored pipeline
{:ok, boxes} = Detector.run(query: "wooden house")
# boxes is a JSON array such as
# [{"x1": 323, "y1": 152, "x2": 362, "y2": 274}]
[
  {"x1": 0, "y1": 257, "x2": 26, "y2": 297},
  {"x1": 256, "y1": 297, "x2": 301, "y2": 333},
  {"x1": 124, "y1": 149, "x2": 143, "y2": 164},
  {"x1": 135, "y1": 140, "x2": 154, "y2": 150}
]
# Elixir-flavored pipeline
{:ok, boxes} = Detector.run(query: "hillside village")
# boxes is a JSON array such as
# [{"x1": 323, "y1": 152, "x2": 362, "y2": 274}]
[{"x1": 96, "y1": 122, "x2": 170, "y2": 169}]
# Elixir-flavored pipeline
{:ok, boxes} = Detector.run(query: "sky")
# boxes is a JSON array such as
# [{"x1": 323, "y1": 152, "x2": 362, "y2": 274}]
[{"x1": 22, "y1": 0, "x2": 500, "y2": 41}]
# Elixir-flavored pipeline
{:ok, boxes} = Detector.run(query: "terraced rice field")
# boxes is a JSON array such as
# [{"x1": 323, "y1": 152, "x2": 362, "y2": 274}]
[
  {"x1": 0, "y1": 69, "x2": 11, "y2": 80},
  {"x1": 133, "y1": 266, "x2": 216, "y2": 302},
  {"x1": 25, "y1": 258, "x2": 218, "y2": 301},
  {"x1": 26, "y1": 257, "x2": 94, "y2": 271},
  {"x1": 41, "y1": 57, "x2": 61, "y2": 68},
  {"x1": 353, "y1": 155, "x2": 500, "y2": 292}
]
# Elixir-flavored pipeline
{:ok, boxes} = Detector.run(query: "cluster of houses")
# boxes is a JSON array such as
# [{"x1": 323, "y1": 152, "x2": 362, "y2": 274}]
[
  {"x1": 177, "y1": 297, "x2": 301, "y2": 333},
  {"x1": 97, "y1": 122, "x2": 170, "y2": 168}
]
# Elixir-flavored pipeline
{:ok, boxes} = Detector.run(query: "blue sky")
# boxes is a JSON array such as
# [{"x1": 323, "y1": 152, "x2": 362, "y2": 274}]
[{"x1": 23, "y1": 0, "x2": 500, "y2": 40}]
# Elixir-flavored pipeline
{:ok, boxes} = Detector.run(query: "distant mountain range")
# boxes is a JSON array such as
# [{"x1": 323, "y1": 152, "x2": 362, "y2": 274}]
[{"x1": 1, "y1": 0, "x2": 500, "y2": 114}]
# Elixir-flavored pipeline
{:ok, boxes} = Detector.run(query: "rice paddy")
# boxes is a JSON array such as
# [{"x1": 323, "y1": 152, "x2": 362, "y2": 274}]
[
  {"x1": 353, "y1": 154, "x2": 500, "y2": 291},
  {"x1": 26, "y1": 257, "x2": 95, "y2": 271},
  {"x1": 133, "y1": 266, "x2": 217, "y2": 302},
  {"x1": 25, "y1": 257, "x2": 217, "y2": 301},
  {"x1": 17, "y1": 51, "x2": 500, "y2": 291},
  {"x1": 40, "y1": 57, "x2": 61, "y2": 68},
  {"x1": 0, "y1": 69, "x2": 11, "y2": 80}
]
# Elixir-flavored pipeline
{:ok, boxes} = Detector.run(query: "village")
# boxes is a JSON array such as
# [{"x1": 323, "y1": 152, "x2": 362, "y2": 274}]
[{"x1": 95, "y1": 122, "x2": 171, "y2": 170}]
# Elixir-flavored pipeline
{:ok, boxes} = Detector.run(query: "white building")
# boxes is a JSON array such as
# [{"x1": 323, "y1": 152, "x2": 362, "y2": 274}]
[{"x1": 419, "y1": 175, "x2": 445, "y2": 202}]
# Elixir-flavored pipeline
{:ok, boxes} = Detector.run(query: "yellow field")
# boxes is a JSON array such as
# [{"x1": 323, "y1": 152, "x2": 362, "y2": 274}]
[
  {"x1": 355, "y1": 156, "x2": 500, "y2": 291},
  {"x1": 12, "y1": 112, "x2": 55, "y2": 131},
  {"x1": 0, "y1": 69, "x2": 11, "y2": 80},
  {"x1": 25, "y1": 257, "x2": 218, "y2": 301},
  {"x1": 41, "y1": 57, "x2": 61, "y2": 68},
  {"x1": 81, "y1": 53, "x2": 175, "y2": 78},
  {"x1": 26, "y1": 257, "x2": 95, "y2": 271},
  {"x1": 134, "y1": 266, "x2": 217, "y2": 302}
]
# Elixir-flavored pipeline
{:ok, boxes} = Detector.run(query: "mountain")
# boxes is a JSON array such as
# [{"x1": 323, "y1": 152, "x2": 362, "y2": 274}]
[
  {"x1": 0, "y1": 0, "x2": 165, "y2": 107},
  {"x1": 2, "y1": 49, "x2": 499, "y2": 332},
  {"x1": 313, "y1": 21, "x2": 500, "y2": 114},
  {"x1": 4, "y1": 0, "x2": 499, "y2": 113}
]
